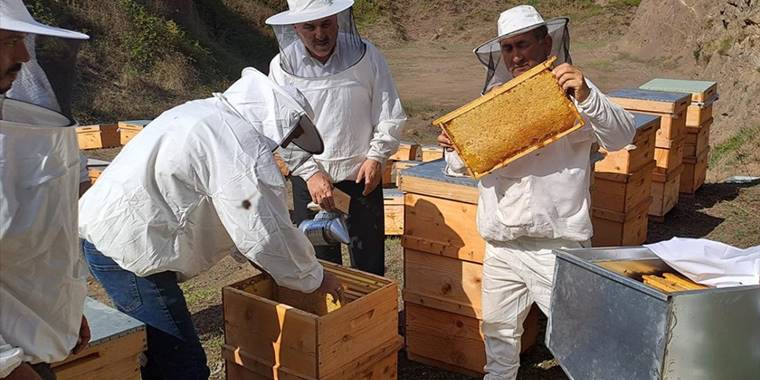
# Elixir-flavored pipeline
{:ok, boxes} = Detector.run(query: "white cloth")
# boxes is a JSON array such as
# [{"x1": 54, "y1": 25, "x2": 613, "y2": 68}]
[
  {"x1": 78, "y1": 73, "x2": 324, "y2": 292},
  {"x1": 0, "y1": 99, "x2": 88, "y2": 373},
  {"x1": 481, "y1": 237, "x2": 586, "y2": 380},
  {"x1": 269, "y1": 40, "x2": 406, "y2": 182},
  {"x1": 645, "y1": 238, "x2": 760, "y2": 287},
  {"x1": 445, "y1": 80, "x2": 635, "y2": 242}
]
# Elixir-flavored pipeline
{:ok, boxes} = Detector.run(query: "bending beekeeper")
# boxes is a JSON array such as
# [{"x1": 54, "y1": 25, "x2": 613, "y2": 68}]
[
  {"x1": 78, "y1": 68, "x2": 344, "y2": 380},
  {"x1": 0, "y1": 1, "x2": 91, "y2": 379},
  {"x1": 266, "y1": 0, "x2": 407, "y2": 276},
  {"x1": 437, "y1": 5, "x2": 636, "y2": 379}
]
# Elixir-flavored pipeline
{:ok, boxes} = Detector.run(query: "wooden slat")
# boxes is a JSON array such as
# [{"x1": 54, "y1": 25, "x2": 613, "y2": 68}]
[
  {"x1": 76, "y1": 124, "x2": 120, "y2": 150},
  {"x1": 420, "y1": 146, "x2": 444, "y2": 162},
  {"x1": 404, "y1": 303, "x2": 485, "y2": 376},
  {"x1": 398, "y1": 174, "x2": 479, "y2": 204},
  {"x1": 384, "y1": 203, "x2": 403, "y2": 236},
  {"x1": 223, "y1": 286, "x2": 319, "y2": 378},
  {"x1": 389, "y1": 142, "x2": 420, "y2": 161},
  {"x1": 317, "y1": 283, "x2": 398, "y2": 376},
  {"x1": 321, "y1": 337, "x2": 402, "y2": 380},
  {"x1": 403, "y1": 193, "x2": 484, "y2": 263},
  {"x1": 332, "y1": 188, "x2": 351, "y2": 215},
  {"x1": 404, "y1": 249, "x2": 483, "y2": 318}
]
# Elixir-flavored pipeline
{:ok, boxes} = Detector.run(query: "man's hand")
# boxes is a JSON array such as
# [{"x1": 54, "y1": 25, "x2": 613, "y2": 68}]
[
  {"x1": 5, "y1": 363, "x2": 42, "y2": 380},
  {"x1": 552, "y1": 63, "x2": 590, "y2": 103},
  {"x1": 72, "y1": 315, "x2": 90, "y2": 354},
  {"x1": 313, "y1": 272, "x2": 345, "y2": 304},
  {"x1": 437, "y1": 130, "x2": 454, "y2": 151},
  {"x1": 306, "y1": 171, "x2": 335, "y2": 211},
  {"x1": 355, "y1": 159, "x2": 382, "y2": 196}
]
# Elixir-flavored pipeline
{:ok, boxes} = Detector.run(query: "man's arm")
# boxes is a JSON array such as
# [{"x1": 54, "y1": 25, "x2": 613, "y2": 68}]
[{"x1": 576, "y1": 80, "x2": 636, "y2": 151}]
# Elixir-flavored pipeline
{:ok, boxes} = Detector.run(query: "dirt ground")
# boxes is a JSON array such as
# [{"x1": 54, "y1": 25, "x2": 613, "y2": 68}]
[{"x1": 81, "y1": 4, "x2": 760, "y2": 380}]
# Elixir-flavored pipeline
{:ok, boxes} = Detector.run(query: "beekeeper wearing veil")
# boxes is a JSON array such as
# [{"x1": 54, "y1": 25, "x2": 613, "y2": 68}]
[
  {"x1": 266, "y1": 0, "x2": 407, "y2": 276},
  {"x1": 437, "y1": 5, "x2": 635, "y2": 379},
  {"x1": 0, "y1": 0, "x2": 91, "y2": 379}
]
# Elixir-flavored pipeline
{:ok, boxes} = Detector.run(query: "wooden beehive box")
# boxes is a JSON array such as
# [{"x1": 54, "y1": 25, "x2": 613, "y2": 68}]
[
  {"x1": 650, "y1": 165, "x2": 684, "y2": 221},
  {"x1": 383, "y1": 188, "x2": 404, "y2": 236},
  {"x1": 680, "y1": 147, "x2": 710, "y2": 195},
  {"x1": 433, "y1": 57, "x2": 583, "y2": 178},
  {"x1": 653, "y1": 137, "x2": 685, "y2": 174},
  {"x1": 420, "y1": 145, "x2": 444, "y2": 162},
  {"x1": 684, "y1": 119, "x2": 712, "y2": 158},
  {"x1": 686, "y1": 103, "x2": 714, "y2": 127},
  {"x1": 595, "y1": 113, "x2": 660, "y2": 174},
  {"x1": 591, "y1": 196, "x2": 652, "y2": 247},
  {"x1": 592, "y1": 160, "x2": 656, "y2": 214},
  {"x1": 389, "y1": 142, "x2": 420, "y2": 161},
  {"x1": 398, "y1": 160, "x2": 539, "y2": 376},
  {"x1": 223, "y1": 261, "x2": 401, "y2": 380},
  {"x1": 608, "y1": 89, "x2": 690, "y2": 143},
  {"x1": 52, "y1": 298, "x2": 146, "y2": 380},
  {"x1": 76, "y1": 124, "x2": 120, "y2": 150},
  {"x1": 118, "y1": 120, "x2": 151, "y2": 146}
]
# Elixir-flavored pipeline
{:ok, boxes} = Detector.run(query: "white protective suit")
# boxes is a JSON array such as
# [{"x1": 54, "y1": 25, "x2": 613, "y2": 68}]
[
  {"x1": 269, "y1": 40, "x2": 407, "y2": 182},
  {"x1": 0, "y1": 98, "x2": 89, "y2": 376},
  {"x1": 446, "y1": 79, "x2": 635, "y2": 379},
  {"x1": 78, "y1": 68, "x2": 324, "y2": 292}
]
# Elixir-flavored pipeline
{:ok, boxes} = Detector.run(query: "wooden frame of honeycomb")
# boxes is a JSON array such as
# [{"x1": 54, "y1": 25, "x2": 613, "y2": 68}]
[{"x1": 434, "y1": 56, "x2": 585, "y2": 179}]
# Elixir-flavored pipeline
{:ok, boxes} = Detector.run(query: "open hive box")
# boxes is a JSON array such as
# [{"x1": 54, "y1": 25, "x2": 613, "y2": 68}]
[
  {"x1": 223, "y1": 261, "x2": 402, "y2": 380},
  {"x1": 549, "y1": 246, "x2": 759, "y2": 380},
  {"x1": 433, "y1": 56, "x2": 584, "y2": 178}
]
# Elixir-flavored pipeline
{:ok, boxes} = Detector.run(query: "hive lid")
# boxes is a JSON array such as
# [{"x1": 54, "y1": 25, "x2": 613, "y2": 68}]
[
  {"x1": 608, "y1": 89, "x2": 691, "y2": 114},
  {"x1": 632, "y1": 112, "x2": 661, "y2": 131},
  {"x1": 434, "y1": 56, "x2": 585, "y2": 179},
  {"x1": 639, "y1": 78, "x2": 718, "y2": 103}
]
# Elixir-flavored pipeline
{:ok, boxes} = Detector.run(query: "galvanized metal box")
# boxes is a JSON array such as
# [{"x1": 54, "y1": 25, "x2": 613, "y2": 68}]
[{"x1": 548, "y1": 246, "x2": 760, "y2": 380}]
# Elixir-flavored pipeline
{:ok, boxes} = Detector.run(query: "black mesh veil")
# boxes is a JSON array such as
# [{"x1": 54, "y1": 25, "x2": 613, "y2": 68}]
[
  {"x1": 474, "y1": 18, "x2": 571, "y2": 94},
  {"x1": 271, "y1": 8, "x2": 366, "y2": 78}
]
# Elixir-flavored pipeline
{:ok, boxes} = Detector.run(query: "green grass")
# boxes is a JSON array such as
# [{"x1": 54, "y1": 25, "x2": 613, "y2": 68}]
[{"x1": 709, "y1": 126, "x2": 760, "y2": 167}]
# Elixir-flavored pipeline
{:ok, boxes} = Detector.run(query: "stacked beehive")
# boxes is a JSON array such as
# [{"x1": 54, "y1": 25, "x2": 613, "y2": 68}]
[
  {"x1": 223, "y1": 261, "x2": 402, "y2": 379},
  {"x1": 118, "y1": 120, "x2": 151, "y2": 145},
  {"x1": 398, "y1": 160, "x2": 539, "y2": 377},
  {"x1": 591, "y1": 113, "x2": 661, "y2": 246},
  {"x1": 381, "y1": 142, "x2": 422, "y2": 236},
  {"x1": 76, "y1": 124, "x2": 120, "y2": 150},
  {"x1": 420, "y1": 144, "x2": 444, "y2": 162},
  {"x1": 608, "y1": 90, "x2": 691, "y2": 222},
  {"x1": 639, "y1": 79, "x2": 717, "y2": 195}
]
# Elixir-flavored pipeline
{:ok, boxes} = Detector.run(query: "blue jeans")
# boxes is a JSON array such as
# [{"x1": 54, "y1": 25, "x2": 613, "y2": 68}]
[{"x1": 82, "y1": 240, "x2": 210, "y2": 380}]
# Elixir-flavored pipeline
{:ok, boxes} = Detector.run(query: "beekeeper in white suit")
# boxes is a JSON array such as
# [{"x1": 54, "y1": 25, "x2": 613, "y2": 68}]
[
  {"x1": 438, "y1": 5, "x2": 635, "y2": 379},
  {"x1": 0, "y1": 1, "x2": 91, "y2": 379},
  {"x1": 79, "y1": 68, "x2": 343, "y2": 380},
  {"x1": 266, "y1": 0, "x2": 406, "y2": 276}
]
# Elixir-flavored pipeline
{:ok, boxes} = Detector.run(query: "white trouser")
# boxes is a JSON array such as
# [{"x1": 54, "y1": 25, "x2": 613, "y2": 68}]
[{"x1": 481, "y1": 237, "x2": 586, "y2": 380}]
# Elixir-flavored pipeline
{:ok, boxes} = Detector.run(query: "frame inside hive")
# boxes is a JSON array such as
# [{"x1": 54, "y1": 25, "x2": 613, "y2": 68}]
[{"x1": 434, "y1": 57, "x2": 584, "y2": 178}]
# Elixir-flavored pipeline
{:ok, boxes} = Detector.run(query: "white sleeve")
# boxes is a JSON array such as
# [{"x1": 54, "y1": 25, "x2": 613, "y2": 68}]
[
  {"x1": 367, "y1": 45, "x2": 407, "y2": 165},
  {"x1": 79, "y1": 151, "x2": 89, "y2": 184},
  {"x1": 0, "y1": 334, "x2": 24, "y2": 378},
  {"x1": 577, "y1": 80, "x2": 636, "y2": 152},
  {"x1": 444, "y1": 150, "x2": 469, "y2": 176},
  {"x1": 291, "y1": 156, "x2": 321, "y2": 181},
  {"x1": 211, "y1": 145, "x2": 323, "y2": 293}
]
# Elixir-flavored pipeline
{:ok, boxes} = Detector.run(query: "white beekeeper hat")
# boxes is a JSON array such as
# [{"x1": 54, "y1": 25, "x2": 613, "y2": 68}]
[
  {"x1": 265, "y1": 0, "x2": 354, "y2": 25},
  {"x1": 473, "y1": 5, "x2": 571, "y2": 93},
  {"x1": 0, "y1": 0, "x2": 89, "y2": 39}
]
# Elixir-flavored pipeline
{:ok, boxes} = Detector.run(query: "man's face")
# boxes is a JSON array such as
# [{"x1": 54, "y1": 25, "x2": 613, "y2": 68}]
[
  {"x1": 0, "y1": 30, "x2": 30, "y2": 93},
  {"x1": 499, "y1": 30, "x2": 552, "y2": 78},
  {"x1": 293, "y1": 15, "x2": 339, "y2": 63}
]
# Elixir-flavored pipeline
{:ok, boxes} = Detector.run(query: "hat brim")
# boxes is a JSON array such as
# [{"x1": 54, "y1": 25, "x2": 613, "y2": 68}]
[
  {"x1": 268, "y1": 81, "x2": 324, "y2": 154},
  {"x1": 473, "y1": 17, "x2": 567, "y2": 57},
  {"x1": 1, "y1": 18, "x2": 89, "y2": 40},
  {"x1": 265, "y1": 0, "x2": 354, "y2": 25}
]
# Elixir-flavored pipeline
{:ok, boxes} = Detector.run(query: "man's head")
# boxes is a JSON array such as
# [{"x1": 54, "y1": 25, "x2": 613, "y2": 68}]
[
  {"x1": 293, "y1": 15, "x2": 339, "y2": 63},
  {"x1": 499, "y1": 24, "x2": 552, "y2": 78},
  {"x1": 0, "y1": 30, "x2": 30, "y2": 93}
]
